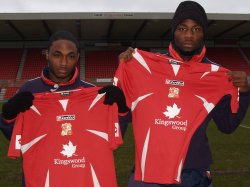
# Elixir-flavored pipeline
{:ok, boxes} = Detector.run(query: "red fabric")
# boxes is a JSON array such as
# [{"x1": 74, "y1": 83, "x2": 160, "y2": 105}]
[
  {"x1": 114, "y1": 49, "x2": 238, "y2": 184},
  {"x1": 8, "y1": 87, "x2": 122, "y2": 187}
]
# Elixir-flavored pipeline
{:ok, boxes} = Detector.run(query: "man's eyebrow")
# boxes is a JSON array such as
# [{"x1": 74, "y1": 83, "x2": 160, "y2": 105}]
[
  {"x1": 177, "y1": 23, "x2": 187, "y2": 27},
  {"x1": 177, "y1": 23, "x2": 202, "y2": 27},
  {"x1": 52, "y1": 50, "x2": 62, "y2": 53},
  {"x1": 52, "y1": 50, "x2": 76, "y2": 55},
  {"x1": 68, "y1": 51, "x2": 76, "y2": 54}
]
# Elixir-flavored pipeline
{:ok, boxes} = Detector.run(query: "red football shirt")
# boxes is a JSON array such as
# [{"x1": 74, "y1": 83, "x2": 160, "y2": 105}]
[
  {"x1": 8, "y1": 87, "x2": 122, "y2": 187},
  {"x1": 114, "y1": 49, "x2": 238, "y2": 184}
]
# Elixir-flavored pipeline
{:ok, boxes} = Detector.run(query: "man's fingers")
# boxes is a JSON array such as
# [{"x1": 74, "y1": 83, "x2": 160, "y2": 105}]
[{"x1": 118, "y1": 47, "x2": 134, "y2": 63}]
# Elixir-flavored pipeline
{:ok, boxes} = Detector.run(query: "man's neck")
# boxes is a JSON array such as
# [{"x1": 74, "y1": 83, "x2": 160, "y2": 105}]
[{"x1": 180, "y1": 54, "x2": 193, "y2": 61}]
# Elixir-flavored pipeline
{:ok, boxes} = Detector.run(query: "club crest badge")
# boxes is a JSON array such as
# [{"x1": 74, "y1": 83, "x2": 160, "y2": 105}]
[
  {"x1": 61, "y1": 123, "x2": 73, "y2": 136},
  {"x1": 168, "y1": 87, "x2": 179, "y2": 98}
]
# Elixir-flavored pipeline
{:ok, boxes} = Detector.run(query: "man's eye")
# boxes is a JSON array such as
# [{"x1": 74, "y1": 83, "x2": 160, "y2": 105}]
[
  {"x1": 69, "y1": 55, "x2": 76, "y2": 59},
  {"x1": 53, "y1": 53, "x2": 60, "y2": 57},
  {"x1": 177, "y1": 27, "x2": 186, "y2": 32},
  {"x1": 192, "y1": 27, "x2": 202, "y2": 32}
]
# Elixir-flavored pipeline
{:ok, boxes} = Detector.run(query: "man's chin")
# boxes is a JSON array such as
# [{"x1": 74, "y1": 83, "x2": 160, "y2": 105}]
[
  {"x1": 55, "y1": 74, "x2": 71, "y2": 81},
  {"x1": 56, "y1": 71, "x2": 69, "y2": 77}
]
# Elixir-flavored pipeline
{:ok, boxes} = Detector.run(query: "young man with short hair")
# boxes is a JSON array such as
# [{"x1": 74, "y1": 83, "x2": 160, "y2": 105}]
[{"x1": 1, "y1": 30, "x2": 129, "y2": 187}]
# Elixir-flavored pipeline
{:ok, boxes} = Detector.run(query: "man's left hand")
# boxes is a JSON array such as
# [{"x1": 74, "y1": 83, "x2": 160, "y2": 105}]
[{"x1": 98, "y1": 85, "x2": 130, "y2": 113}]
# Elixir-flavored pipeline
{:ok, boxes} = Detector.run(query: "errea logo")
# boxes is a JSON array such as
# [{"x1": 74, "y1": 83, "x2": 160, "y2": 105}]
[
  {"x1": 60, "y1": 92, "x2": 71, "y2": 96},
  {"x1": 169, "y1": 59, "x2": 182, "y2": 65},
  {"x1": 56, "y1": 115, "x2": 75, "y2": 121},
  {"x1": 165, "y1": 79, "x2": 184, "y2": 86}
]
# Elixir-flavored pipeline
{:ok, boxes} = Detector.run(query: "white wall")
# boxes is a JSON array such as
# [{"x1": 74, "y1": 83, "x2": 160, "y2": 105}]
[
  {"x1": 1, "y1": 0, "x2": 249, "y2": 14},
  {"x1": 1, "y1": 0, "x2": 250, "y2": 20}
]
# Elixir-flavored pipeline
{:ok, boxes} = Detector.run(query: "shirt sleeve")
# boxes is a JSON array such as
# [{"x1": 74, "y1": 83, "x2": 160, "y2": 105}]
[
  {"x1": 113, "y1": 62, "x2": 134, "y2": 109},
  {"x1": 192, "y1": 65, "x2": 239, "y2": 114},
  {"x1": 8, "y1": 113, "x2": 24, "y2": 158},
  {"x1": 108, "y1": 104, "x2": 123, "y2": 150},
  {"x1": 217, "y1": 67, "x2": 239, "y2": 113},
  {"x1": 225, "y1": 81, "x2": 239, "y2": 114}
]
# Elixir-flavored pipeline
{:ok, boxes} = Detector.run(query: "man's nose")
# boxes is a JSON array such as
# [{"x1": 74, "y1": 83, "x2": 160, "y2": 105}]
[{"x1": 61, "y1": 56, "x2": 67, "y2": 65}]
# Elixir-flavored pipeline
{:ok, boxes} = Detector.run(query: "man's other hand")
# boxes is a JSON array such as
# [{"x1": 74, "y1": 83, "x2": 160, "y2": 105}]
[
  {"x1": 2, "y1": 92, "x2": 34, "y2": 120},
  {"x1": 228, "y1": 71, "x2": 250, "y2": 93},
  {"x1": 98, "y1": 85, "x2": 130, "y2": 113},
  {"x1": 118, "y1": 47, "x2": 135, "y2": 63}
]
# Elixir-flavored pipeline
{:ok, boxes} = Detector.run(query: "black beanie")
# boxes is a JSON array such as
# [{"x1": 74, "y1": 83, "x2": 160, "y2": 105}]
[{"x1": 171, "y1": 1, "x2": 208, "y2": 36}]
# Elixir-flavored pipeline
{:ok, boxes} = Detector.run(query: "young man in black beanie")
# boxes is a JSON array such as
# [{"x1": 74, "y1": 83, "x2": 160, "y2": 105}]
[{"x1": 119, "y1": 1, "x2": 250, "y2": 187}]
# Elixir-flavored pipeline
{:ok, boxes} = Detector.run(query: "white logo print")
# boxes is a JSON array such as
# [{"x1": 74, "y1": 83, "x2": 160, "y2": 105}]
[
  {"x1": 163, "y1": 103, "x2": 181, "y2": 119},
  {"x1": 60, "y1": 141, "x2": 77, "y2": 158},
  {"x1": 15, "y1": 135, "x2": 21, "y2": 149},
  {"x1": 115, "y1": 122, "x2": 119, "y2": 137},
  {"x1": 154, "y1": 103, "x2": 187, "y2": 131},
  {"x1": 54, "y1": 141, "x2": 85, "y2": 168}
]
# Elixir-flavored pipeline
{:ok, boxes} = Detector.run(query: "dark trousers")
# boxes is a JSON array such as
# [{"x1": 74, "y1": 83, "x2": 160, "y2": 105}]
[
  {"x1": 22, "y1": 173, "x2": 25, "y2": 187},
  {"x1": 128, "y1": 169, "x2": 212, "y2": 187}
]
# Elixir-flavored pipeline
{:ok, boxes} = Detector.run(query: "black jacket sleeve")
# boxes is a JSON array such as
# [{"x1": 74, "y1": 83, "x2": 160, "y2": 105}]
[
  {"x1": 118, "y1": 111, "x2": 132, "y2": 138},
  {"x1": 212, "y1": 91, "x2": 250, "y2": 133},
  {"x1": 0, "y1": 86, "x2": 27, "y2": 140},
  {"x1": 0, "y1": 114, "x2": 14, "y2": 140}
]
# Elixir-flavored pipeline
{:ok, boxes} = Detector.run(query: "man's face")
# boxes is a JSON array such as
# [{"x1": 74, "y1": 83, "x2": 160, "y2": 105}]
[
  {"x1": 174, "y1": 19, "x2": 204, "y2": 53},
  {"x1": 46, "y1": 39, "x2": 79, "y2": 83}
]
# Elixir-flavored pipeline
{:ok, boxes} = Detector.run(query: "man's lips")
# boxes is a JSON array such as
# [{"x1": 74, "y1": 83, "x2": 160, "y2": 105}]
[{"x1": 183, "y1": 42, "x2": 194, "y2": 48}]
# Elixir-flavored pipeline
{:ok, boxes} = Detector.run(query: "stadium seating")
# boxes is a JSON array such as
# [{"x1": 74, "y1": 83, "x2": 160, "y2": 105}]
[
  {"x1": 21, "y1": 48, "x2": 47, "y2": 80},
  {"x1": 206, "y1": 47, "x2": 250, "y2": 75},
  {"x1": 1, "y1": 47, "x2": 250, "y2": 100},
  {"x1": 4, "y1": 87, "x2": 19, "y2": 99},
  {"x1": 241, "y1": 48, "x2": 250, "y2": 61},
  {"x1": 85, "y1": 50, "x2": 121, "y2": 79},
  {"x1": 0, "y1": 48, "x2": 23, "y2": 80}
]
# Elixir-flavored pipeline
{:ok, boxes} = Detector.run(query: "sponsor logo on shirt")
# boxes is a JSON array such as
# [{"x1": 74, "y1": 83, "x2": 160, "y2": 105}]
[
  {"x1": 169, "y1": 59, "x2": 182, "y2": 65},
  {"x1": 60, "y1": 91, "x2": 71, "y2": 96},
  {"x1": 56, "y1": 115, "x2": 75, "y2": 121},
  {"x1": 165, "y1": 79, "x2": 184, "y2": 86},
  {"x1": 15, "y1": 135, "x2": 21, "y2": 149},
  {"x1": 54, "y1": 141, "x2": 85, "y2": 168},
  {"x1": 114, "y1": 122, "x2": 119, "y2": 137},
  {"x1": 154, "y1": 103, "x2": 188, "y2": 131}
]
